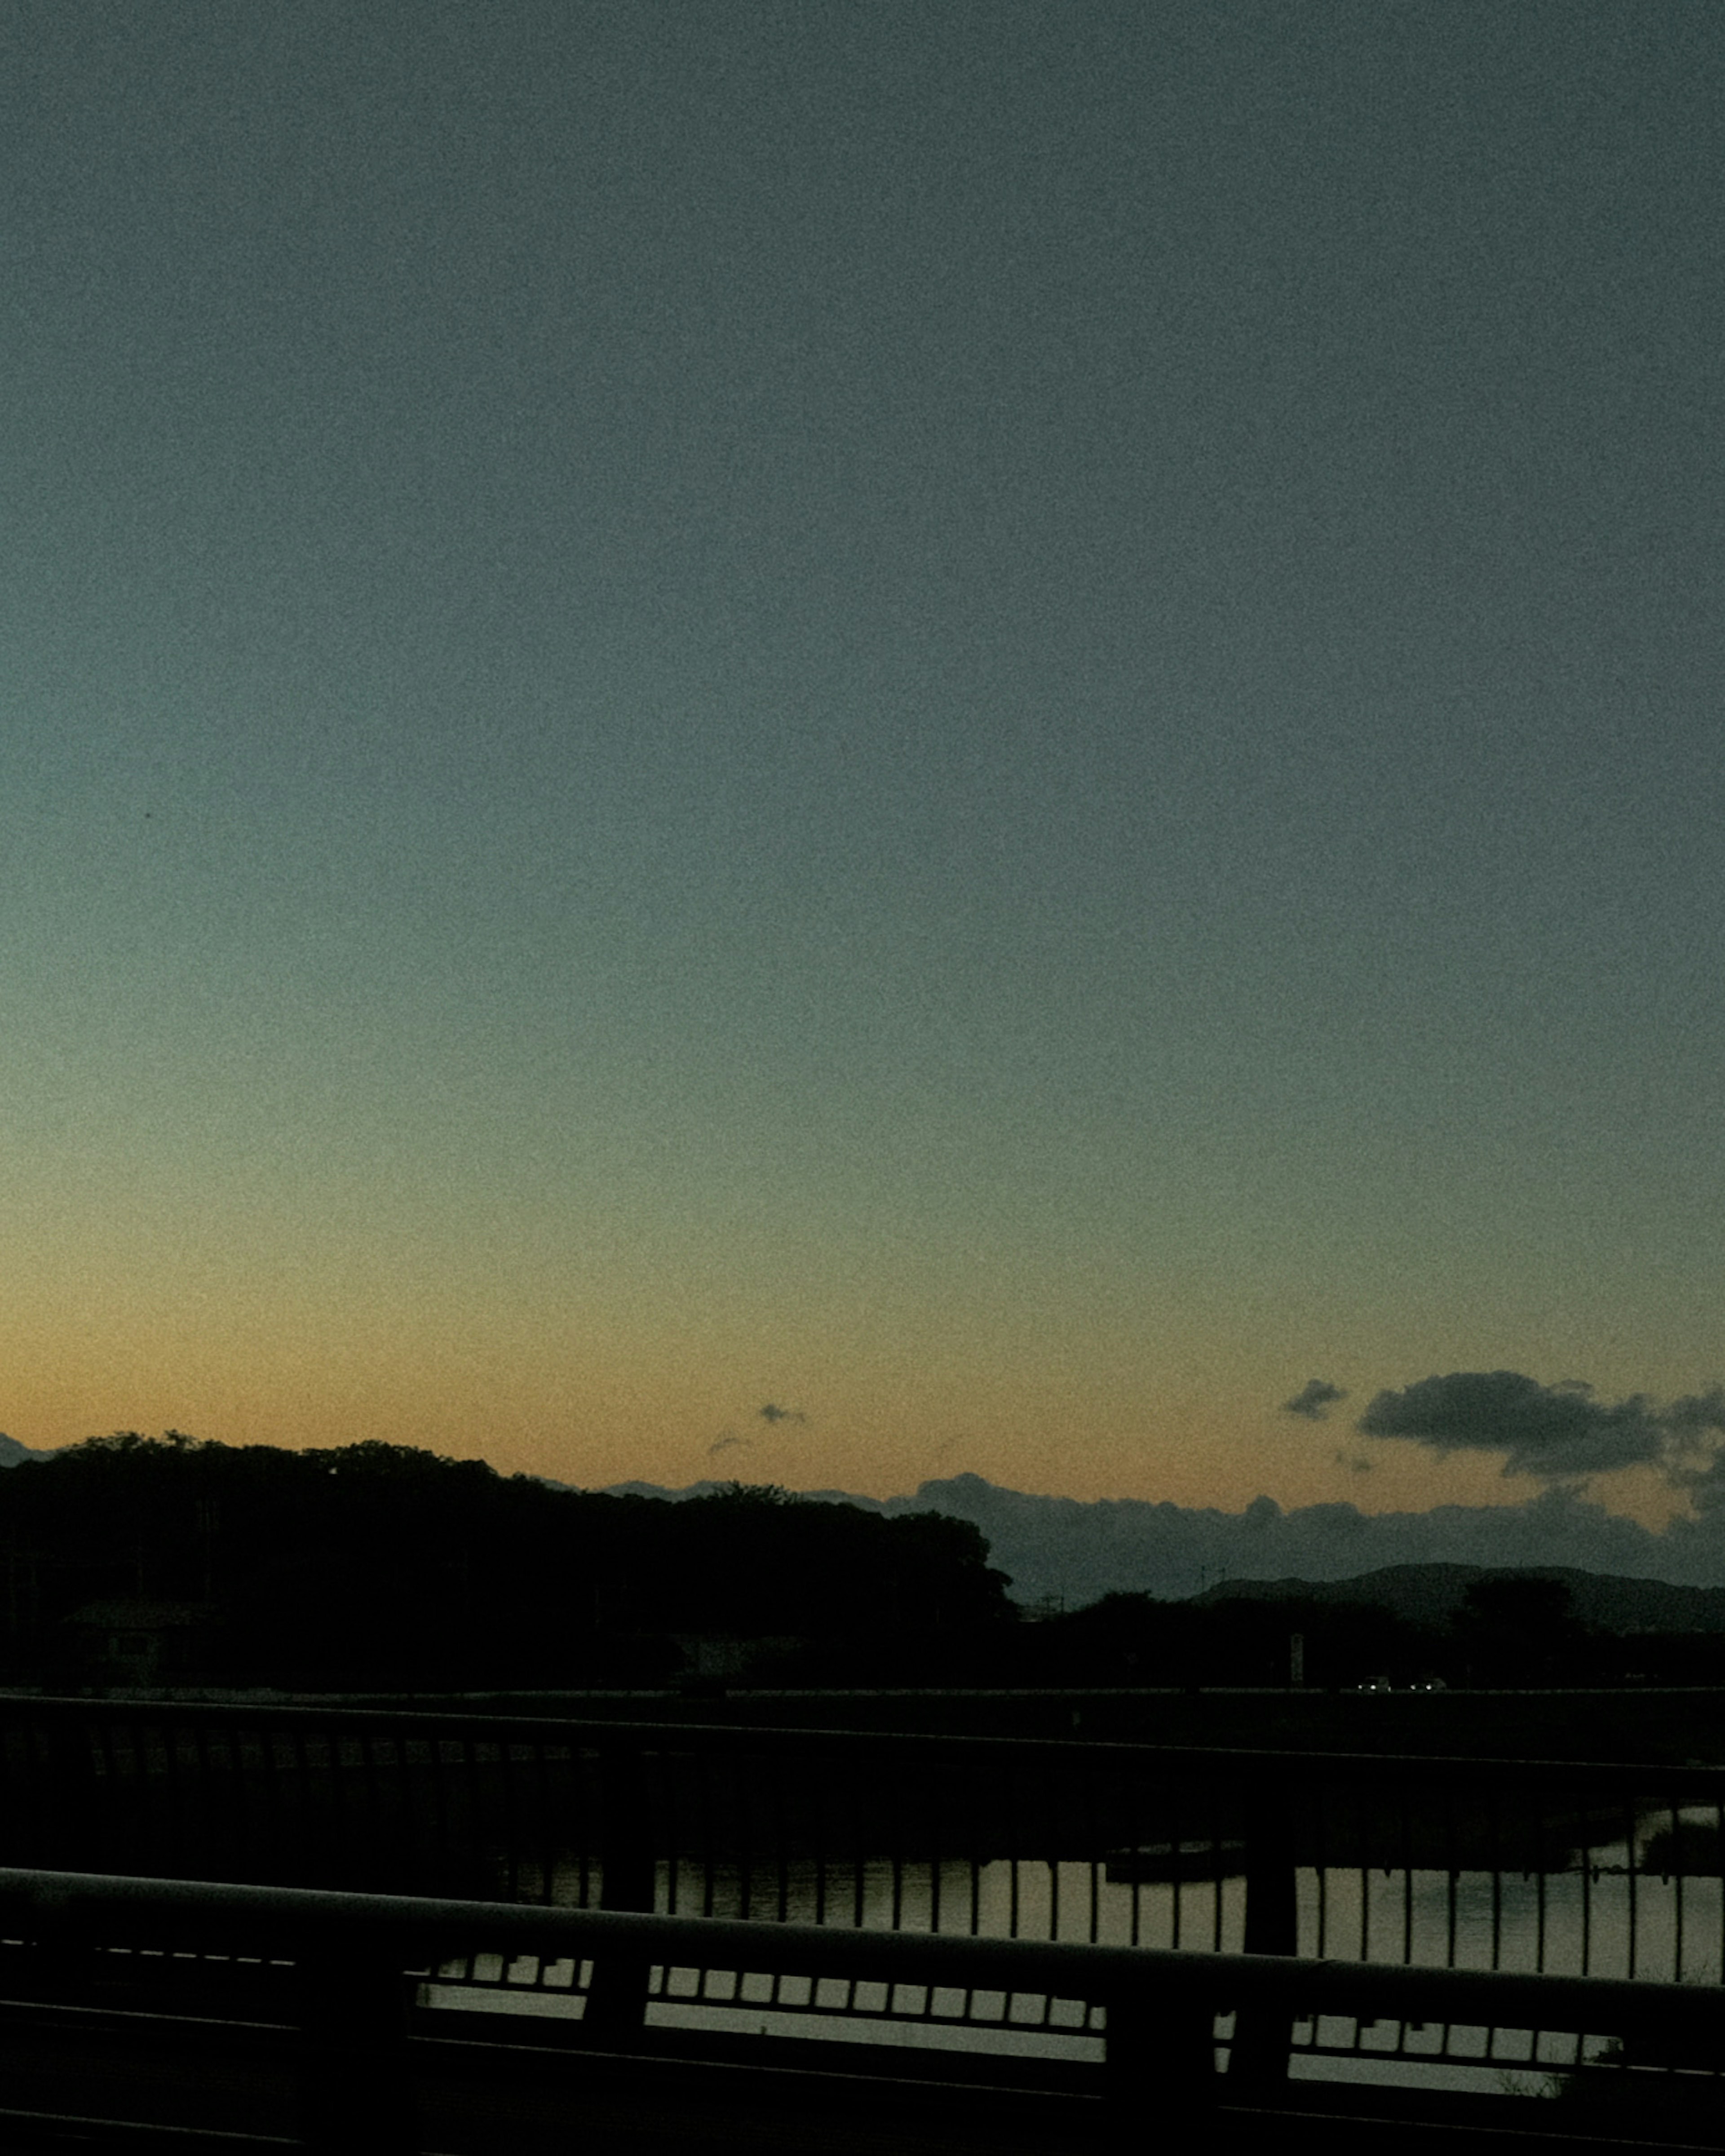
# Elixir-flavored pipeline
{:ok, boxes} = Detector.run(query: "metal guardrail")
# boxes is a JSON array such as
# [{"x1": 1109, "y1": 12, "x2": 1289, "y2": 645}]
[
  {"x1": 0, "y1": 1696, "x2": 1721, "y2": 2091},
  {"x1": 0, "y1": 1868, "x2": 1721, "y2": 2150}
]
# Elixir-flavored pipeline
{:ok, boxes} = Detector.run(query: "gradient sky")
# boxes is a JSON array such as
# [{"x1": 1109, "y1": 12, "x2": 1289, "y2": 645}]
[{"x1": 4, "y1": 2, "x2": 1721, "y2": 1523}]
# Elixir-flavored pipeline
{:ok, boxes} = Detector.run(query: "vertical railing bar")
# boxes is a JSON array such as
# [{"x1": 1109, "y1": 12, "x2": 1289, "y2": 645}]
[
  {"x1": 1314, "y1": 1777, "x2": 1328, "y2": 1961},
  {"x1": 1358, "y1": 1775, "x2": 1370, "y2": 1964},
  {"x1": 698, "y1": 1748, "x2": 716, "y2": 1920},
  {"x1": 456, "y1": 1730, "x2": 483, "y2": 1981},
  {"x1": 492, "y1": 1733, "x2": 520, "y2": 1904},
  {"x1": 226, "y1": 1717, "x2": 256, "y2": 1884},
  {"x1": 1087, "y1": 1767, "x2": 1101, "y2": 1946},
  {"x1": 287, "y1": 1723, "x2": 310, "y2": 1897},
  {"x1": 424, "y1": 1728, "x2": 451, "y2": 1906},
  {"x1": 449, "y1": 1729, "x2": 473, "y2": 1903},
  {"x1": 1400, "y1": 1777, "x2": 1414, "y2": 1966},
  {"x1": 1444, "y1": 1780, "x2": 1459, "y2": 1972},
  {"x1": 1165, "y1": 1784, "x2": 1181, "y2": 1952},
  {"x1": 1625, "y1": 1794, "x2": 1638, "y2": 1981},
  {"x1": 569, "y1": 1742, "x2": 590, "y2": 1911},
  {"x1": 186, "y1": 1714, "x2": 216, "y2": 1883},
  {"x1": 37, "y1": 1711, "x2": 53, "y2": 1864},
  {"x1": 460, "y1": 1732, "x2": 482, "y2": 1926},
  {"x1": 396, "y1": 1727, "x2": 421, "y2": 1897},
  {"x1": 928, "y1": 1756, "x2": 943, "y2": 1939},
  {"x1": 1168, "y1": 1784, "x2": 1184, "y2": 1953},
  {"x1": 737, "y1": 1750, "x2": 755, "y2": 1924},
  {"x1": 965, "y1": 1754, "x2": 981, "y2": 1939},
  {"x1": 103, "y1": 1699, "x2": 132, "y2": 1871},
  {"x1": 647, "y1": 1749, "x2": 666, "y2": 1920},
  {"x1": 1007, "y1": 1758, "x2": 1022, "y2": 1941},
  {"x1": 1125, "y1": 1768, "x2": 1142, "y2": 1950},
  {"x1": 1534, "y1": 1786, "x2": 1548, "y2": 1974},
  {"x1": 357, "y1": 1727, "x2": 382, "y2": 1893},
  {"x1": 317, "y1": 1719, "x2": 343, "y2": 1886},
  {"x1": 263, "y1": 1715, "x2": 288, "y2": 1887},
  {"x1": 92, "y1": 1714, "x2": 125, "y2": 1872},
  {"x1": 535, "y1": 1738, "x2": 556, "y2": 1908},
  {"x1": 154, "y1": 1716, "x2": 184, "y2": 1871},
  {"x1": 1047, "y1": 1764, "x2": 1061, "y2": 1944},
  {"x1": 851, "y1": 1756, "x2": 865, "y2": 1932},
  {"x1": 813, "y1": 1755, "x2": 828, "y2": 1930},
  {"x1": 889, "y1": 1764, "x2": 905, "y2": 1933},
  {"x1": 561, "y1": 1742, "x2": 582, "y2": 1914},
  {"x1": 561, "y1": 1725, "x2": 578, "y2": 1914},
  {"x1": 258, "y1": 1722, "x2": 283, "y2": 1889},
  {"x1": 357, "y1": 1719, "x2": 381, "y2": 1885},
  {"x1": 774, "y1": 1762, "x2": 790, "y2": 1927},
  {"x1": 184, "y1": 1716, "x2": 214, "y2": 1888},
  {"x1": 503, "y1": 1729, "x2": 523, "y2": 1904}
]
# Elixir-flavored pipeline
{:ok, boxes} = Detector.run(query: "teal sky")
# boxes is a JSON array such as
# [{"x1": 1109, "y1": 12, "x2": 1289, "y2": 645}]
[{"x1": 3, "y1": 2, "x2": 1721, "y2": 1519}]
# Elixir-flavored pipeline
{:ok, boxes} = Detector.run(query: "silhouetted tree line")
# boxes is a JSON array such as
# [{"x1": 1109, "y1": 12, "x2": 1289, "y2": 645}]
[
  {"x1": 0, "y1": 1435, "x2": 1014, "y2": 1692},
  {"x1": 5, "y1": 1437, "x2": 1720, "y2": 1696},
  {"x1": 1015, "y1": 1576, "x2": 1725, "y2": 1691}
]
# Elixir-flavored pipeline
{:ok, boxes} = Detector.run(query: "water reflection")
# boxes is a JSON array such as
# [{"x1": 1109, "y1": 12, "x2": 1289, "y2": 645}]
[{"x1": 614, "y1": 1813, "x2": 1723, "y2": 1984}]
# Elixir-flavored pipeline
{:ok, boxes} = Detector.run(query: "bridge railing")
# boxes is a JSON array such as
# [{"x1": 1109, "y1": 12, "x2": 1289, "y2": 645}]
[
  {"x1": 0, "y1": 1866, "x2": 1721, "y2": 2149},
  {"x1": 0, "y1": 1695, "x2": 1720, "y2": 2079}
]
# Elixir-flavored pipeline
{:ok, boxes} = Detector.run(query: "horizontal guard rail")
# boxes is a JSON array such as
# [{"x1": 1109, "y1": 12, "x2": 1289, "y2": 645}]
[
  {"x1": 2, "y1": 1867, "x2": 1721, "y2": 2048},
  {"x1": 10, "y1": 1690, "x2": 1725, "y2": 1796}
]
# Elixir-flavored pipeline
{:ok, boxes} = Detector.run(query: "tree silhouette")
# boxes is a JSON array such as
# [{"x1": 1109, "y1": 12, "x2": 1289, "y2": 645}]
[{"x1": 0, "y1": 1439, "x2": 1016, "y2": 1691}]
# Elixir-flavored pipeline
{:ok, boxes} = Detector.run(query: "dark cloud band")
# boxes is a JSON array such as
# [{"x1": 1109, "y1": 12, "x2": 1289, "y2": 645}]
[{"x1": 1358, "y1": 1370, "x2": 1725, "y2": 1482}]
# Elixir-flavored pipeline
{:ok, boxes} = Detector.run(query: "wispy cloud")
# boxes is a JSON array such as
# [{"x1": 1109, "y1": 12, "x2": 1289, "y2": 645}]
[
  {"x1": 708, "y1": 1431, "x2": 750, "y2": 1457},
  {"x1": 1282, "y1": 1379, "x2": 1347, "y2": 1421},
  {"x1": 758, "y1": 1403, "x2": 807, "y2": 1426}
]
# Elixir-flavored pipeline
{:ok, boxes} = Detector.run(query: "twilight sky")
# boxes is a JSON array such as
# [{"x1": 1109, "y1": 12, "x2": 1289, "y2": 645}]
[{"x1": 4, "y1": 2, "x2": 1721, "y2": 1525}]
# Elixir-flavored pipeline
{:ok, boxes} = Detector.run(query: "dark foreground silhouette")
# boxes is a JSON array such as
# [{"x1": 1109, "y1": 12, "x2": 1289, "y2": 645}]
[
  {"x1": 4, "y1": 1433, "x2": 1723, "y2": 1701},
  {"x1": 0, "y1": 1434, "x2": 1012, "y2": 1691}
]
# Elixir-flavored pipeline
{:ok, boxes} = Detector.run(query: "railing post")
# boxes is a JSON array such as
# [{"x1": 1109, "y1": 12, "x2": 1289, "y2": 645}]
[
  {"x1": 21, "y1": 1892, "x2": 101, "y2": 2012},
  {"x1": 584, "y1": 1744, "x2": 656, "y2": 2038},
  {"x1": 297, "y1": 1926, "x2": 416, "y2": 2155},
  {"x1": 1231, "y1": 1780, "x2": 1297, "y2": 2085},
  {"x1": 1105, "y1": 1976, "x2": 1218, "y2": 2141},
  {"x1": 43, "y1": 1712, "x2": 102, "y2": 1872}
]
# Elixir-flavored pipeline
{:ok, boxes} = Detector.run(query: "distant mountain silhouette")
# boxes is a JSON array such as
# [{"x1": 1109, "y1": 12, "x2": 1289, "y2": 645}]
[
  {"x1": 1190, "y1": 1563, "x2": 1725, "y2": 1634},
  {"x1": 603, "y1": 1477, "x2": 731, "y2": 1501},
  {"x1": 610, "y1": 1472, "x2": 1725, "y2": 1603},
  {"x1": 0, "y1": 1434, "x2": 55, "y2": 1468}
]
